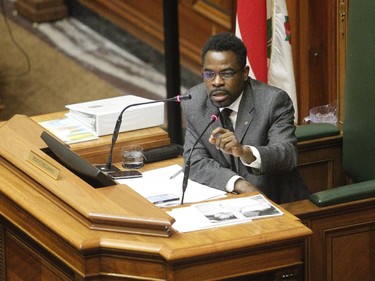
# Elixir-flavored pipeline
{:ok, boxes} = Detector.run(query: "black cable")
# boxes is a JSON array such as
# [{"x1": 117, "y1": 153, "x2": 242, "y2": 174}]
[{"x1": 0, "y1": 0, "x2": 31, "y2": 79}]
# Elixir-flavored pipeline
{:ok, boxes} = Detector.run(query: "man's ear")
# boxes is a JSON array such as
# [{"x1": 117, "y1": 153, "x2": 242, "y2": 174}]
[{"x1": 243, "y1": 66, "x2": 250, "y2": 80}]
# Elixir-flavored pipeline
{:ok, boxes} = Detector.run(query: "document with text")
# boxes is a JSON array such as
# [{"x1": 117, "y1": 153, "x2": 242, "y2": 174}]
[
  {"x1": 168, "y1": 194, "x2": 284, "y2": 233},
  {"x1": 117, "y1": 164, "x2": 227, "y2": 206}
]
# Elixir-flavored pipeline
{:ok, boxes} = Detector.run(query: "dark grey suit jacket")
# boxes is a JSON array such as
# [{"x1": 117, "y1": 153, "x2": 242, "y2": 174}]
[{"x1": 182, "y1": 78, "x2": 309, "y2": 204}]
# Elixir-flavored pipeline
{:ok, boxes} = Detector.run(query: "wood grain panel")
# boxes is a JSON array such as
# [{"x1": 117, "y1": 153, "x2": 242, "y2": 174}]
[
  {"x1": 298, "y1": 160, "x2": 331, "y2": 193},
  {"x1": 284, "y1": 198, "x2": 375, "y2": 281},
  {"x1": 297, "y1": 134, "x2": 346, "y2": 193},
  {"x1": 328, "y1": 226, "x2": 374, "y2": 281},
  {"x1": 192, "y1": 0, "x2": 233, "y2": 29},
  {"x1": 5, "y1": 230, "x2": 74, "y2": 281},
  {"x1": 286, "y1": 0, "x2": 340, "y2": 123}
]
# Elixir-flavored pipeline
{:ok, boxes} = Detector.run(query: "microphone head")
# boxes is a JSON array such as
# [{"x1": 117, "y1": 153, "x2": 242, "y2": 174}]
[
  {"x1": 177, "y1": 94, "x2": 192, "y2": 101},
  {"x1": 210, "y1": 113, "x2": 219, "y2": 122}
]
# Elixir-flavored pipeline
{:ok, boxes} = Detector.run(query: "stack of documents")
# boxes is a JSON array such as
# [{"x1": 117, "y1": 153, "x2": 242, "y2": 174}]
[
  {"x1": 39, "y1": 117, "x2": 99, "y2": 144},
  {"x1": 65, "y1": 95, "x2": 164, "y2": 136},
  {"x1": 117, "y1": 164, "x2": 227, "y2": 206}
]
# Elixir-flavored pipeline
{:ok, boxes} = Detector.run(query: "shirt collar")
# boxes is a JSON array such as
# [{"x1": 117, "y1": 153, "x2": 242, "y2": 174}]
[{"x1": 219, "y1": 92, "x2": 243, "y2": 113}]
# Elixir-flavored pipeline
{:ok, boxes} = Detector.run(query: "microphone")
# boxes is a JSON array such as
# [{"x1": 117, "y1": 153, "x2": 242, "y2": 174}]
[
  {"x1": 180, "y1": 113, "x2": 219, "y2": 204},
  {"x1": 166, "y1": 95, "x2": 192, "y2": 102},
  {"x1": 99, "y1": 94, "x2": 192, "y2": 172}
]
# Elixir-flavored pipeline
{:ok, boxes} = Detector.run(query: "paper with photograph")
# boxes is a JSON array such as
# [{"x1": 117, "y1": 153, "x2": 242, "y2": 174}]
[{"x1": 168, "y1": 194, "x2": 283, "y2": 232}]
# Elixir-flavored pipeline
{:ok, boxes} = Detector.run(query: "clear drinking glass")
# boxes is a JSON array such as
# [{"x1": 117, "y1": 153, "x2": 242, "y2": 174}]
[{"x1": 121, "y1": 145, "x2": 144, "y2": 169}]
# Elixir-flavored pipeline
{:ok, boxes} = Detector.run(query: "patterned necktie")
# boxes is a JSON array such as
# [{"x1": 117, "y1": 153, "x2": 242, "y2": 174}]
[{"x1": 221, "y1": 108, "x2": 234, "y2": 132}]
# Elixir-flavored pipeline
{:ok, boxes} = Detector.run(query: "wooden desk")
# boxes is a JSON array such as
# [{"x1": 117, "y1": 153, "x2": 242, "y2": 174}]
[
  {"x1": 29, "y1": 111, "x2": 347, "y2": 194},
  {"x1": 0, "y1": 115, "x2": 312, "y2": 280},
  {"x1": 31, "y1": 112, "x2": 171, "y2": 164}
]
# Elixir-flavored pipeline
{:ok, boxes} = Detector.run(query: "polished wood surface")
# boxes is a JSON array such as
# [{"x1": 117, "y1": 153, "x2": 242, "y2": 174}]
[{"x1": 0, "y1": 115, "x2": 312, "y2": 280}]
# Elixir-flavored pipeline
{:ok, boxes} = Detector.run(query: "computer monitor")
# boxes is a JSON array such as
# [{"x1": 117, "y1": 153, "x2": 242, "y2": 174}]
[{"x1": 40, "y1": 131, "x2": 116, "y2": 188}]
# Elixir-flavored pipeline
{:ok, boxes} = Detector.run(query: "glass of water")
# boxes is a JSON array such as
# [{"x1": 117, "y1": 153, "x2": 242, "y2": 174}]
[{"x1": 121, "y1": 145, "x2": 144, "y2": 169}]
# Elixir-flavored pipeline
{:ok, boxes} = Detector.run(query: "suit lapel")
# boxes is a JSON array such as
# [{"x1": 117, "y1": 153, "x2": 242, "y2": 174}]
[{"x1": 235, "y1": 80, "x2": 255, "y2": 142}]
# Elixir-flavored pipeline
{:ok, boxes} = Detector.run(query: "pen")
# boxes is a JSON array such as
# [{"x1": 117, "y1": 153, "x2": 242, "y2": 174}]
[{"x1": 169, "y1": 169, "x2": 182, "y2": 180}]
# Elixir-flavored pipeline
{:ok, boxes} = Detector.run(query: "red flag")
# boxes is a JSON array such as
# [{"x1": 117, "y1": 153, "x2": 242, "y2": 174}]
[
  {"x1": 236, "y1": 0, "x2": 267, "y2": 82},
  {"x1": 236, "y1": 0, "x2": 298, "y2": 120}
]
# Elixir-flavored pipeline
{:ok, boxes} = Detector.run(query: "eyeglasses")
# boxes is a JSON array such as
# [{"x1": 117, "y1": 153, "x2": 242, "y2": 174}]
[{"x1": 202, "y1": 68, "x2": 243, "y2": 80}]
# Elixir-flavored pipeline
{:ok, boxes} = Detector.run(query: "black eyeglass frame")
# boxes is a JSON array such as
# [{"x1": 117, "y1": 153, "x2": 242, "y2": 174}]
[{"x1": 202, "y1": 67, "x2": 244, "y2": 80}]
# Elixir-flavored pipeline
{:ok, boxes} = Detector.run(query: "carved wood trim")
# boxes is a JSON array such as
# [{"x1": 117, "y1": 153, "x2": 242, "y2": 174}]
[
  {"x1": 192, "y1": 0, "x2": 233, "y2": 29},
  {"x1": 15, "y1": 0, "x2": 68, "y2": 23},
  {"x1": 0, "y1": 224, "x2": 5, "y2": 281},
  {"x1": 337, "y1": 0, "x2": 348, "y2": 127}
]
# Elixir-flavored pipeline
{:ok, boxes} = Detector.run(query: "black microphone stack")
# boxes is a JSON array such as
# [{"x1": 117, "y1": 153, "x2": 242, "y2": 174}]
[{"x1": 180, "y1": 113, "x2": 219, "y2": 204}]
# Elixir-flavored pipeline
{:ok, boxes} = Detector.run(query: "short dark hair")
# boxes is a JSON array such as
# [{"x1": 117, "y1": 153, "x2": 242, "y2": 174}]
[{"x1": 201, "y1": 32, "x2": 247, "y2": 68}]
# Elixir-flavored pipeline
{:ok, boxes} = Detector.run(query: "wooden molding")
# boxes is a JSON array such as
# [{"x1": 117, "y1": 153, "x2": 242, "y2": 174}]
[
  {"x1": 0, "y1": 225, "x2": 5, "y2": 281},
  {"x1": 192, "y1": 0, "x2": 233, "y2": 29},
  {"x1": 15, "y1": 0, "x2": 68, "y2": 23}
]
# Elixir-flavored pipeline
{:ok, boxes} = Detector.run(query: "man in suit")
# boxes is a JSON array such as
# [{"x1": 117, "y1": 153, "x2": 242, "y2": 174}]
[{"x1": 182, "y1": 32, "x2": 309, "y2": 204}]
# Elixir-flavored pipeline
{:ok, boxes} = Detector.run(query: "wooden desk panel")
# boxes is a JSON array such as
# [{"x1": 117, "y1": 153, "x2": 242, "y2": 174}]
[
  {"x1": 0, "y1": 115, "x2": 312, "y2": 280},
  {"x1": 283, "y1": 198, "x2": 375, "y2": 281},
  {"x1": 0, "y1": 157, "x2": 311, "y2": 280},
  {"x1": 0, "y1": 115, "x2": 174, "y2": 238},
  {"x1": 297, "y1": 134, "x2": 346, "y2": 193}
]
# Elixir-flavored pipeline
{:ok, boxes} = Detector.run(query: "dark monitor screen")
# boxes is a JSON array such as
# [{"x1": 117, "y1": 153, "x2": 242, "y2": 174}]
[{"x1": 40, "y1": 131, "x2": 116, "y2": 188}]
